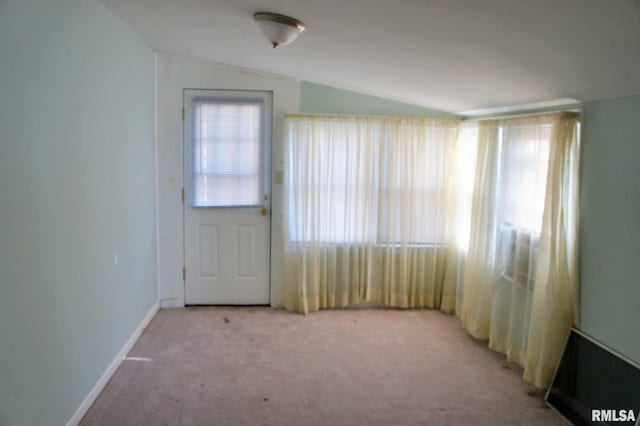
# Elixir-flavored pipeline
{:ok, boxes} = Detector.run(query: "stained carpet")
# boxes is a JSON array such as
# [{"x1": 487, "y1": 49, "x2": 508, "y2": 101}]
[{"x1": 80, "y1": 308, "x2": 565, "y2": 426}]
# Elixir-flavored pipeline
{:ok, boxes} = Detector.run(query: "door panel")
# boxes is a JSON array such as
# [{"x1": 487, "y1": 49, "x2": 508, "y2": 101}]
[
  {"x1": 236, "y1": 225, "x2": 257, "y2": 278},
  {"x1": 198, "y1": 225, "x2": 218, "y2": 278},
  {"x1": 184, "y1": 89, "x2": 271, "y2": 305}
]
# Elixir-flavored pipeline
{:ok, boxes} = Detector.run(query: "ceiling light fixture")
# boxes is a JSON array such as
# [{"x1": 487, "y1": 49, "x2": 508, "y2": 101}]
[{"x1": 253, "y1": 12, "x2": 305, "y2": 48}]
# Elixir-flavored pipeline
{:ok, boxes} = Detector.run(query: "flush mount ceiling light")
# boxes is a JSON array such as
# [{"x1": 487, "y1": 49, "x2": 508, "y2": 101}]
[{"x1": 253, "y1": 12, "x2": 305, "y2": 48}]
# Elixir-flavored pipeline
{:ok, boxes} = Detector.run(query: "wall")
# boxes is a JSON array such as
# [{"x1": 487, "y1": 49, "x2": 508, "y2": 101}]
[
  {"x1": 156, "y1": 54, "x2": 300, "y2": 308},
  {"x1": 300, "y1": 82, "x2": 458, "y2": 119},
  {"x1": 580, "y1": 94, "x2": 640, "y2": 364},
  {"x1": 0, "y1": 1, "x2": 157, "y2": 425}
]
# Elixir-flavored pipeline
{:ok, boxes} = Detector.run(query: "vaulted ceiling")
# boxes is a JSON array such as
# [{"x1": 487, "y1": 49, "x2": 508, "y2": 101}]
[{"x1": 100, "y1": 0, "x2": 640, "y2": 113}]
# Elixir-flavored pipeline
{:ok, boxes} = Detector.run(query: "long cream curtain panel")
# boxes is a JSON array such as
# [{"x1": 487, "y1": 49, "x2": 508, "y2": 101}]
[
  {"x1": 283, "y1": 115, "x2": 464, "y2": 314},
  {"x1": 459, "y1": 112, "x2": 580, "y2": 388},
  {"x1": 283, "y1": 112, "x2": 580, "y2": 389}
]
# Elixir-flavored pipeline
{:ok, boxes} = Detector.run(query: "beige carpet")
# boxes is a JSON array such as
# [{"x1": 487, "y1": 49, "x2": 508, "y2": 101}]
[{"x1": 80, "y1": 308, "x2": 566, "y2": 426}]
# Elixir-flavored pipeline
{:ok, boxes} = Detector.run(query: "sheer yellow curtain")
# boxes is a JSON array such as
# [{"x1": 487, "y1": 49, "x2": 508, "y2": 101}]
[
  {"x1": 459, "y1": 112, "x2": 580, "y2": 388},
  {"x1": 458, "y1": 120, "x2": 500, "y2": 339},
  {"x1": 283, "y1": 115, "x2": 461, "y2": 314},
  {"x1": 283, "y1": 115, "x2": 382, "y2": 313},
  {"x1": 524, "y1": 112, "x2": 580, "y2": 387},
  {"x1": 487, "y1": 116, "x2": 554, "y2": 368}
]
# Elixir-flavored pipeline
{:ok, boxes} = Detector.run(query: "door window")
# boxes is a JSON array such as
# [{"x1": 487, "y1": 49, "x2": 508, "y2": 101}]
[{"x1": 190, "y1": 93, "x2": 270, "y2": 207}]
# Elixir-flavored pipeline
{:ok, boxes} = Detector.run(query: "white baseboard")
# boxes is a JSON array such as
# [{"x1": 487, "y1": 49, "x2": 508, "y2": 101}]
[{"x1": 66, "y1": 302, "x2": 160, "y2": 426}]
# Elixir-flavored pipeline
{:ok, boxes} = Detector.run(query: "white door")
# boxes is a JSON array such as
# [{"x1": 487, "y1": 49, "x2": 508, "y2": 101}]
[{"x1": 183, "y1": 89, "x2": 271, "y2": 305}]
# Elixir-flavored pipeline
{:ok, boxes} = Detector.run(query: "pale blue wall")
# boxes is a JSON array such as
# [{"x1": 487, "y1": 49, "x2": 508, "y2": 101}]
[
  {"x1": 0, "y1": 1, "x2": 157, "y2": 425},
  {"x1": 300, "y1": 82, "x2": 458, "y2": 119},
  {"x1": 580, "y1": 95, "x2": 640, "y2": 364}
]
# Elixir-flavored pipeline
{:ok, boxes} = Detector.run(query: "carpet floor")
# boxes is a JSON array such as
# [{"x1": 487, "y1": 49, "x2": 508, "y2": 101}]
[{"x1": 80, "y1": 307, "x2": 566, "y2": 426}]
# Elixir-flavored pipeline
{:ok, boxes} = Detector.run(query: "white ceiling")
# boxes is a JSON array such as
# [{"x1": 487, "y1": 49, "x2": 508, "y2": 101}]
[{"x1": 100, "y1": 0, "x2": 640, "y2": 113}]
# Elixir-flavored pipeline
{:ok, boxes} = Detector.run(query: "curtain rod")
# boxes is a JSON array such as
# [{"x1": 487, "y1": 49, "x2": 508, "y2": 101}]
[
  {"x1": 285, "y1": 113, "x2": 459, "y2": 122},
  {"x1": 286, "y1": 108, "x2": 581, "y2": 123},
  {"x1": 461, "y1": 108, "x2": 581, "y2": 122}
]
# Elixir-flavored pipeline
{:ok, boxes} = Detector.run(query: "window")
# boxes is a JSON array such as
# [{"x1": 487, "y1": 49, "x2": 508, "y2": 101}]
[
  {"x1": 496, "y1": 123, "x2": 552, "y2": 288},
  {"x1": 286, "y1": 117, "x2": 460, "y2": 245},
  {"x1": 190, "y1": 92, "x2": 271, "y2": 207},
  {"x1": 499, "y1": 124, "x2": 551, "y2": 232},
  {"x1": 454, "y1": 123, "x2": 479, "y2": 252},
  {"x1": 287, "y1": 119, "x2": 381, "y2": 243}
]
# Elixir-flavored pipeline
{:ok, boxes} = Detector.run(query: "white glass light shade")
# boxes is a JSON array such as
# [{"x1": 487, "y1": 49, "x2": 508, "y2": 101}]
[{"x1": 254, "y1": 12, "x2": 305, "y2": 48}]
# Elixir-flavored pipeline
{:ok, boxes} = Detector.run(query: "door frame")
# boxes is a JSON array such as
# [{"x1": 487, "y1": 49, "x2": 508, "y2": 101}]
[{"x1": 181, "y1": 88, "x2": 274, "y2": 305}]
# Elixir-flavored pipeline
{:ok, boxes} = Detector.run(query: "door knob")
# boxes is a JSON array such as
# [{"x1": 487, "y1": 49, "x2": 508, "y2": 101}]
[{"x1": 260, "y1": 207, "x2": 269, "y2": 216}]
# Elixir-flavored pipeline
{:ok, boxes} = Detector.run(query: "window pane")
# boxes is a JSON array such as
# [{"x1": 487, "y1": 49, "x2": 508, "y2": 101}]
[
  {"x1": 192, "y1": 102, "x2": 263, "y2": 207},
  {"x1": 499, "y1": 124, "x2": 551, "y2": 232},
  {"x1": 286, "y1": 119, "x2": 458, "y2": 245}
]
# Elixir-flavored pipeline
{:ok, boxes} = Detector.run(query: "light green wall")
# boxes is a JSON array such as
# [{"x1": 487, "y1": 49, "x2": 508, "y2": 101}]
[
  {"x1": 0, "y1": 1, "x2": 157, "y2": 425},
  {"x1": 580, "y1": 95, "x2": 640, "y2": 364},
  {"x1": 300, "y1": 82, "x2": 458, "y2": 119}
]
